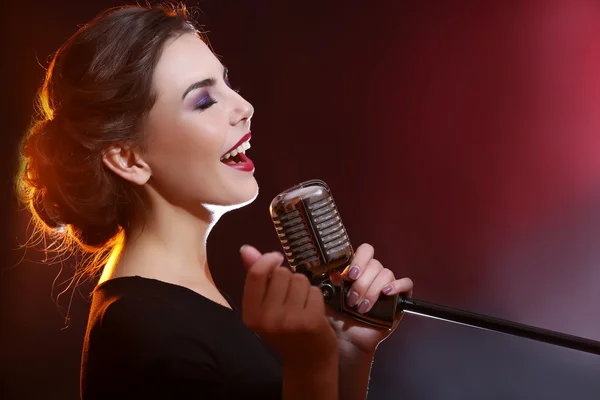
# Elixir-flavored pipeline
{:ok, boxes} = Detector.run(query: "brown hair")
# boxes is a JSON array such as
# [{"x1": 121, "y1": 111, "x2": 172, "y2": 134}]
[{"x1": 16, "y1": 2, "x2": 201, "y2": 275}]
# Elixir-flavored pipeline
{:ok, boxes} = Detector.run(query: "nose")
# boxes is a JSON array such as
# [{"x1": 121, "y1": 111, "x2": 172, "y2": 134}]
[{"x1": 230, "y1": 92, "x2": 254, "y2": 127}]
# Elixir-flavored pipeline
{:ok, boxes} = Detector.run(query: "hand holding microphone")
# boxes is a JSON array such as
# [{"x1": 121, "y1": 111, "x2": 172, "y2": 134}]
[
  {"x1": 325, "y1": 243, "x2": 414, "y2": 354},
  {"x1": 334, "y1": 243, "x2": 413, "y2": 316}
]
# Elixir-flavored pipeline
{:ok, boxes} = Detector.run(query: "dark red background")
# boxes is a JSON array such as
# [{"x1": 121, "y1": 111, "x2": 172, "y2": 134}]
[{"x1": 2, "y1": 1, "x2": 600, "y2": 399}]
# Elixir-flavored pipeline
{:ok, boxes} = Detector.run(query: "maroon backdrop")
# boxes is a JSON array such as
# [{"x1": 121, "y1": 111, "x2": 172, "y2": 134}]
[{"x1": 2, "y1": 1, "x2": 600, "y2": 399}]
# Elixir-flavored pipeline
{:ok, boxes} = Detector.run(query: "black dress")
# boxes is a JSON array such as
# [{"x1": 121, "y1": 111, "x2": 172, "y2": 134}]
[{"x1": 80, "y1": 276, "x2": 283, "y2": 399}]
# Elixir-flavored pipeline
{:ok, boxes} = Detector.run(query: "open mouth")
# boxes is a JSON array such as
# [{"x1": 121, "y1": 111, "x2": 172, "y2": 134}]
[
  {"x1": 220, "y1": 133, "x2": 254, "y2": 172},
  {"x1": 221, "y1": 140, "x2": 250, "y2": 163}
]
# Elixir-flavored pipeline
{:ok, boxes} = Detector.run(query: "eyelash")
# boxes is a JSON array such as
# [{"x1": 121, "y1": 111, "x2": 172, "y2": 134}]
[
  {"x1": 194, "y1": 78, "x2": 241, "y2": 111},
  {"x1": 195, "y1": 94, "x2": 217, "y2": 111}
]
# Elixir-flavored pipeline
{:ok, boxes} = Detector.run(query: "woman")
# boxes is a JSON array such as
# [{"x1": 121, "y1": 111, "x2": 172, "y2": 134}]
[{"x1": 17, "y1": 3, "x2": 413, "y2": 399}]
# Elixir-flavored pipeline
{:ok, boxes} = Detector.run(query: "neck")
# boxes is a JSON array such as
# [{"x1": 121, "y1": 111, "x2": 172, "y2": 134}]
[{"x1": 101, "y1": 196, "x2": 227, "y2": 287}]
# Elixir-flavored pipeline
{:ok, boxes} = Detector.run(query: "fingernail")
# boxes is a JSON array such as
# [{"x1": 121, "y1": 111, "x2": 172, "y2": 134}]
[
  {"x1": 348, "y1": 265, "x2": 360, "y2": 280},
  {"x1": 239, "y1": 245, "x2": 248, "y2": 253},
  {"x1": 358, "y1": 299, "x2": 370, "y2": 314},
  {"x1": 347, "y1": 291, "x2": 360, "y2": 307},
  {"x1": 382, "y1": 285, "x2": 393, "y2": 295}
]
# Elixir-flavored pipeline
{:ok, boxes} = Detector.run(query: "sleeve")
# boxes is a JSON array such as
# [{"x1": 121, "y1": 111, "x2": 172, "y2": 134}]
[{"x1": 86, "y1": 294, "x2": 226, "y2": 399}]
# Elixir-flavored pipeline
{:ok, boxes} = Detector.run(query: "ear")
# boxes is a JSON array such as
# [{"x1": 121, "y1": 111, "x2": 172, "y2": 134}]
[{"x1": 102, "y1": 144, "x2": 151, "y2": 186}]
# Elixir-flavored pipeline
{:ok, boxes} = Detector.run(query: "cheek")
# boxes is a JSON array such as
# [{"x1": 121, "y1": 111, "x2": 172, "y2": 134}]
[
  {"x1": 149, "y1": 112, "x2": 226, "y2": 160},
  {"x1": 181, "y1": 113, "x2": 229, "y2": 155}
]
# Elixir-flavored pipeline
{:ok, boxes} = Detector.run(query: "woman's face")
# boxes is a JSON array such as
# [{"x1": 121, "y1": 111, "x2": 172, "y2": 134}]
[{"x1": 142, "y1": 32, "x2": 256, "y2": 210}]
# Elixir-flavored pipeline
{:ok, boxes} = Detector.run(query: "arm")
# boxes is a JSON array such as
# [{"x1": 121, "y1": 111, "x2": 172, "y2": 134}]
[
  {"x1": 283, "y1": 349, "x2": 339, "y2": 400},
  {"x1": 324, "y1": 244, "x2": 415, "y2": 400},
  {"x1": 240, "y1": 246, "x2": 341, "y2": 400},
  {"x1": 338, "y1": 340, "x2": 376, "y2": 400}
]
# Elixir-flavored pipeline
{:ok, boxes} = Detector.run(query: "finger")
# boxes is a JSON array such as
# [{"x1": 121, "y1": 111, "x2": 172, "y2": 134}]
[
  {"x1": 239, "y1": 244, "x2": 264, "y2": 270},
  {"x1": 263, "y1": 266, "x2": 293, "y2": 307},
  {"x1": 342, "y1": 243, "x2": 374, "y2": 281},
  {"x1": 305, "y1": 286, "x2": 326, "y2": 315},
  {"x1": 381, "y1": 277, "x2": 414, "y2": 298},
  {"x1": 346, "y1": 257, "x2": 382, "y2": 307},
  {"x1": 356, "y1": 268, "x2": 395, "y2": 314},
  {"x1": 242, "y1": 252, "x2": 285, "y2": 317},
  {"x1": 259, "y1": 266, "x2": 293, "y2": 334},
  {"x1": 285, "y1": 273, "x2": 311, "y2": 312}
]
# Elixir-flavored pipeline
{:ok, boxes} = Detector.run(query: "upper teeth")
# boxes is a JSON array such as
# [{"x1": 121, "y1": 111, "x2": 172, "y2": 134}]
[{"x1": 221, "y1": 139, "x2": 251, "y2": 160}]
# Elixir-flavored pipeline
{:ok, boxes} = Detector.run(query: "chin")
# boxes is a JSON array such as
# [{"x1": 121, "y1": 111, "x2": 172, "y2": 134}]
[
  {"x1": 205, "y1": 176, "x2": 259, "y2": 213},
  {"x1": 228, "y1": 186, "x2": 258, "y2": 210},
  {"x1": 232, "y1": 172, "x2": 258, "y2": 199}
]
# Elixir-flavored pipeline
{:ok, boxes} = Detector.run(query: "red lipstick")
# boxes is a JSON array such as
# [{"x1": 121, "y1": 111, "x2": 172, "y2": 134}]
[
  {"x1": 220, "y1": 131, "x2": 254, "y2": 172},
  {"x1": 222, "y1": 132, "x2": 252, "y2": 157},
  {"x1": 222, "y1": 152, "x2": 254, "y2": 172}
]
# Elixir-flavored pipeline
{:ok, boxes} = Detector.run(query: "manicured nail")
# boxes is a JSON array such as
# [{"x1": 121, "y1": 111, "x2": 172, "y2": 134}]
[
  {"x1": 382, "y1": 285, "x2": 393, "y2": 295},
  {"x1": 348, "y1": 265, "x2": 360, "y2": 280},
  {"x1": 239, "y1": 245, "x2": 248, "y2": 253},
  {"x1": 358, "y1": 299, "x2": 370, "y2": 314},
  {"x1": 347, "y1": 291, "x2": 360, "y2": 307}
]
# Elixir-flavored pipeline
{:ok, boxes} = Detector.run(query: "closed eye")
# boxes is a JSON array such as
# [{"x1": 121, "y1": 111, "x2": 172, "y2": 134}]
[
  {"x1": 187, "y1": 65, "x2": 238, "y2": 111},
  {"x1": 194, "y1": 92, "x2": 217, "y2": 111}
]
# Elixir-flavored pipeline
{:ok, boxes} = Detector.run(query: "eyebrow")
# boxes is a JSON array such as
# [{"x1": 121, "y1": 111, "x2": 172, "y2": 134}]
[{"x1": 181, "y1": 66, "x2": 229, "y2": 100}]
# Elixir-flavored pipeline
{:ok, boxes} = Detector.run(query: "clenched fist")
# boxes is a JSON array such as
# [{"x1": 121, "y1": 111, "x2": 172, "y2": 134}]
[{"x1": 240, "y1": 245, "x2": 338, "y2": 365}]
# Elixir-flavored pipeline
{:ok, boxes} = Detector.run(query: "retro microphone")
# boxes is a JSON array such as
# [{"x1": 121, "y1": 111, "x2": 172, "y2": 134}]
[{"x1": 269, "y1": 179, "x2": 600, "y2": 356}]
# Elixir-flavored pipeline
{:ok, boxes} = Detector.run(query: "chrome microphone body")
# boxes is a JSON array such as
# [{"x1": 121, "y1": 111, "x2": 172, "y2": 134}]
[
  {"x1": 269, "y1": 178, "x2": 400, "y2": 329},
  {"x1": 269, "y1": 179, "x2": 600, "y2": 356}
]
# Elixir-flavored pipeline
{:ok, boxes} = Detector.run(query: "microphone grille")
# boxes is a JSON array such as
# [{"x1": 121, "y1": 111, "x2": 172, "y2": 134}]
[
  {"x1": 273, "y1": 208, "x2": 320, "y2": 266},
  {"x1": 270, "y1": 179, "x2": 353, "y2": 281},
  {"x1": 305, "y1": 195, "x2": 351, "y2": 257}
]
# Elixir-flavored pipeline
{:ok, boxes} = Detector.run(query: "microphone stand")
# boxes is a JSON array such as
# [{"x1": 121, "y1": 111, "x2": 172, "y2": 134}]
[
  {"x1": 397, "y1": 296, "x2": 600, "y2": 355},
  {"x1": 324, "y1": 280, "x2": 600, "y2": 356}
]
